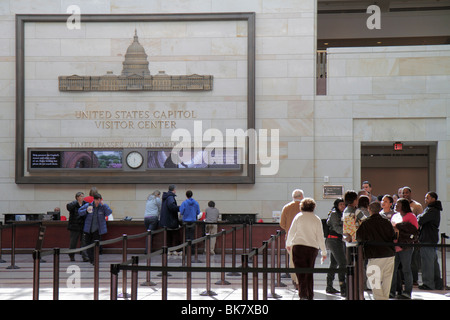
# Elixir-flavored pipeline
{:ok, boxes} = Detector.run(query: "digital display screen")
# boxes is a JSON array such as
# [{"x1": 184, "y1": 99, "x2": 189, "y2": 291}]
[
  {"x1": 147, "y1": 148, "x2": 241, "y2": 170},
  {"x1": 28, "y1": 149, "x2": 123, "y2": 170},
  {"x1": 30, "y1": 151, "x2": 62, "y2": 169}
]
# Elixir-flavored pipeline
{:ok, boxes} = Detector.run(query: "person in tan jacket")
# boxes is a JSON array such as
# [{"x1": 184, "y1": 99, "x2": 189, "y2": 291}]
[
  {"x1": 280, "y1": 189, "x2": 304, "y2": 286},
  {"x1": 280, "y1": 189, "x2": 304, "y2": 233}
]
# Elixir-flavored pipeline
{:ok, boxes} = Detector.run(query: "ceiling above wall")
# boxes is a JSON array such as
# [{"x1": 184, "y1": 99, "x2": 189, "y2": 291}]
[
  {"x1": 317, "y1": 0, "x2": 450, "y2": 49},
  {"x1": 318, "y1": 0, "x2": 450, "y2": 13}
]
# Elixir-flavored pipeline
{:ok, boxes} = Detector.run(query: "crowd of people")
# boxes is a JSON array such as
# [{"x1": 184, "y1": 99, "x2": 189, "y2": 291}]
[
  {"x1": 66, "y1": 185, "x2": 220, "y2": 262},
  {"x1": 65, "y1": 183, "x2": 443, "y2": 300},
  {"x1": 66, "y1": 187, "x2": 112, "y2": 264},
  {"x1": 144, "y1": 184, "x2": 219, "y2": 255},
  {"x1": 280, "y1": 182, "x2": 444, "y2": 300}
]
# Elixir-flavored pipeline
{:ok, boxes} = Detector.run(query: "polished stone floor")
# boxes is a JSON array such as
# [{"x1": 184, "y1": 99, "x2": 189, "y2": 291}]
[{"x1": 0, "y1": 252, "x2": 449, "y2": 301}]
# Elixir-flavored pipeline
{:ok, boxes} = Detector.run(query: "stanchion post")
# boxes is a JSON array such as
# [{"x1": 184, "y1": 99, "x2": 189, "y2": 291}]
[
  {"x1": 357, "y1": 244, "x2": 364, "y2": 300},
  {"x1": 0, "y1": 222, "x2": 6, "y2": 263},
  {"x1": 190, "y1": 224, "x2": 202, "y2": 263},
  {"x1": 162, "y1": 246, "x2": 168, "y2": 300},
  {"x1": 262, "y1": 241, "x2": 268, "y2": 300},
  {"x1": 347, "y1": 264, "x2": 355, "y2": 300},
  {"x1": 131, "y1": 256, "x2": 139, "y2": 300},
  {"x1": 252, "y1": 248, "x2": 259, "y2": 300},
  {"x1": 7, "y1": 223, "x2": 19, "y2": 269},
  {"x1": 227, "y1": 226, "x2": 240, "y2": 276},
  {"x1": 347, "y1": 245, "x2": 360, "y2": 300},
  {"x1": 110, "y1": 264, "x2": 119, "y2": 300},
  {"x1": 268, "y1": 235, "x2": 282, "y2": 299},
  {"x1": 182, "y1": 224, "x2": 186, "y2": 262},
  {"x1": 248, "y1": 221, "x2": 253, "y2": 253},
  {"x1": 275, "y1": 230, "x2": 286, "y2": 287},
  {"x1": 242, "y1": 254, "x2": 248, "y2": 300},
  {"x1": 242, "y1": 223, "x2": 247, "y2": 254},
  {"x1": 163, "y1": 227, "x2": 167, "y2": 247},
  {"x1": 216, "y1": 229, "x2": 231, "y2": 285},
  {"x1": 93, "y1": 240, "x2": 100, "y2": 300},
  {"x1": 200, "y1": 235, "x2": 217, "y2": 296},
  {"x1": 186, "y1": 240, "x2": 192, "y2": 300},
  {"x1": 441, "y1": 233, "x2": 449, "y2": 289},
  {"x1": 119, "y1": 234, "x2": 129, "y2": 299},
  {"x1": 141, "y1": 230, "x2": 156, "y2": 286},
  {"x1": 53, "y1": 248, "x2": 60, "y2": 300},
  {"x1": 32, "y1": 250, "x2": 41, "y2": 300}
]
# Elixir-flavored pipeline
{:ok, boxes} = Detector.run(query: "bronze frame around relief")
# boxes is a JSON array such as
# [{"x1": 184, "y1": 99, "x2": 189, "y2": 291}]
[{"x1": 15, "y1": 13, "x2": 255, "y2": 184}]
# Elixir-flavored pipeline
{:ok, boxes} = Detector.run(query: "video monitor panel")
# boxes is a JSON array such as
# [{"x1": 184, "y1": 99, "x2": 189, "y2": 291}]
[
  {"x1": 147, "y1": 148, "x2": 241, "y2": 170},
  {"x1": 28, "y1": 149, "x2": 123, "y2": 171}
]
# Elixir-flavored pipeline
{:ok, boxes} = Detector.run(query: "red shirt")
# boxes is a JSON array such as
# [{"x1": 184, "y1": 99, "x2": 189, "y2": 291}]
[{"x1": 392, "y1": 212, "x2": 418, "y2": 252}]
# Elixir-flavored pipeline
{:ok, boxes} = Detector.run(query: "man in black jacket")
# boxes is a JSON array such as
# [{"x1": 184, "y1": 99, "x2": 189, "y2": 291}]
[
  {"x1": 159, "y1": 185, "x2": 181, "y2": 252},
  {"x1": 66, "y1": 192, "x2": 87, "y2": 261},
  {"x1": 417, "y1": 191, "x2": 443, "y2": 290},
  {"x1": 356, "y1": 201, "x2": 396, "y2": 300}
]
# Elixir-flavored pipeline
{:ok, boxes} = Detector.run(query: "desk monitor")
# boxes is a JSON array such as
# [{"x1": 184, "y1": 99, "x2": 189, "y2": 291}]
[{"x1": 47, "y1": 211, "x2": 60, "y2": 221}]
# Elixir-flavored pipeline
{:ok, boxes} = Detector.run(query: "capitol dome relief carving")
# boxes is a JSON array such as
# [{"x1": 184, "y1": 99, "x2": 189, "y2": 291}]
[{"x1": 58, "y1": 31, "x2": 213, "y2": 92}]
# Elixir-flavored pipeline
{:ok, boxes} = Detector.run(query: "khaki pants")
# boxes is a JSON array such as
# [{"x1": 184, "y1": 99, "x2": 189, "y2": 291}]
[
  {"x1": 366, "y1": 256, "x2": 395, "y2": 300},
  {"x1": 205, "y1": 224, "x2": 217, "y2": 253},
  {"x1": 289, "y1": 252, "x2": 298, "y2": 284}
]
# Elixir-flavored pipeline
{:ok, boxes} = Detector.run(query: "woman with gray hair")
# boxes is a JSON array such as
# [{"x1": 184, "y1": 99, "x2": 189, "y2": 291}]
[
  {"x1": 145, "y1": 190, "x2": 162, "y2": 231},
  {"x1": 144, "y1": 190, "x2": 161, "y2": 254}
]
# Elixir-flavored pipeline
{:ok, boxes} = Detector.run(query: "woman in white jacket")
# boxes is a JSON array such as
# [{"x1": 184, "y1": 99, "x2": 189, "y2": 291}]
[{"x1": 286, "y1": 198, "x2": 327, "y2": 300}]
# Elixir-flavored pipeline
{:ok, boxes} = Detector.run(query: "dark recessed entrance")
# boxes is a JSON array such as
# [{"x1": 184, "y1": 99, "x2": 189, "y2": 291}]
[{"x1": 361, "y1": 142, "x2": 437, "y2": 208}]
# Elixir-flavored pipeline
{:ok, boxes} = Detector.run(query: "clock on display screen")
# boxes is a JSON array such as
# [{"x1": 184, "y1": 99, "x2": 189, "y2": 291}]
[{"x1": 126, "y1": 151, "x2": 144, "y2": 169}]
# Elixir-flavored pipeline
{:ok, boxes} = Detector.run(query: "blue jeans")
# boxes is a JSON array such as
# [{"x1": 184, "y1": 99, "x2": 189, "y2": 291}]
[
  {"x1": 391, "y1": 248, "x2": 413, "y2": 296},
  {"x1": 325, "y1": 238, "x2": 347, "y2": 288},
  {"x1": 144, "y1": 216, "x2": 159, "y2": 253},
  {"x1": 420, "y1": 246, "x2": 441, "y2": 289},
  {"x1": 144, "y1": 215, "x2": 159, "y2": 231}
]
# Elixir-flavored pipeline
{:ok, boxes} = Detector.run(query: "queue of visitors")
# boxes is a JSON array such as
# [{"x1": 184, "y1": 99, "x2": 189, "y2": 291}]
[
  {"x1": 66, "y1": 185, "x2": 219, "y2": 262},
  {"x1": 65, "y1": 182, "x2": 444, "y2": 300},
  {"x1": 279, "y1": 181, "x2": 444, "y2": 300}
]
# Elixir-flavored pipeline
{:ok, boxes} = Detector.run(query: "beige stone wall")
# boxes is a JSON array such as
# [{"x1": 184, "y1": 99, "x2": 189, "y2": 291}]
[
  {"x1": 0, "y1": 1, "x2": 317, "y2": 223},
  {"x1": 316, "y1": 45, "x2": 450, "y2": 234}
]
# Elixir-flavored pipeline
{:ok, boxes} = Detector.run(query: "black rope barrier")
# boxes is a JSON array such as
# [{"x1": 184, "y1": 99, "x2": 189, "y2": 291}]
[
  {"x1": 29, "y1": 222, "x2": 250, "y2": 300},
  {"x1": 0, "y1": 221, "x2": 42, "y2": 269},
  {"x1": 110, "y1": 231, "x2": 450, "y2": 301},
  {"x1": 20, "y1": 219, "x2": 450, "y2": 301}
]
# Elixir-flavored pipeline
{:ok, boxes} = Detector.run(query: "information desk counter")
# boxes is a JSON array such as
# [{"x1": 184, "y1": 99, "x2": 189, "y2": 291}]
[{"x1": 1, "y1": 220, "x2": 285, "y2": 253}]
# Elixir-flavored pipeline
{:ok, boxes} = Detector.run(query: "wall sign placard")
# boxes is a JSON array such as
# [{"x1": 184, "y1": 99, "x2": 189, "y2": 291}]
[{"x1": 323, "y1": 185, "x2": 344, "y2": 199}]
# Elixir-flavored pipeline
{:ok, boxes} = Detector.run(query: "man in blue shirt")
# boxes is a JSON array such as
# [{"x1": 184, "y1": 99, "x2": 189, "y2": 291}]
[{"x1": 180, "y1": 190, "x2": 200, "y2": 241}]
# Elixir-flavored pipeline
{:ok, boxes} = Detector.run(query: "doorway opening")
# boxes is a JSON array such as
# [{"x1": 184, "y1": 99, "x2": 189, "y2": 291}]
[{"x1": 360, "y1": 142, "x2": 436, "y2": 209}]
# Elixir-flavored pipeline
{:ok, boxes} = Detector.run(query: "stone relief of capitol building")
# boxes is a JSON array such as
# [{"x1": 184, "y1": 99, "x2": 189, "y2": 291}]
[{"x1": 58, "y1": 31, "x2": 213, "y2": 92}]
